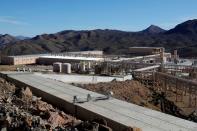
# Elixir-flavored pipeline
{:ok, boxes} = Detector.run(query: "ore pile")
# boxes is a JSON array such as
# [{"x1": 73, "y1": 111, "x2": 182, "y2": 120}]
[
  {"x1": 0, "y1": 78, "x2": 113, "y2": 131},
  {"x1": 77, "y1": 80, "x2": 160, "y2": 111},
  {"x1": 0, "y1": 78, "x2": 78, "y2": 130}
]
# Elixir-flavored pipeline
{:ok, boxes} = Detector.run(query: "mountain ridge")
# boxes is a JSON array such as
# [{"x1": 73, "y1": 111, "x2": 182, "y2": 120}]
[
  {"x1": 166, "y1": 19, "x2": 197, "y2": 35},
  {"x1": 15, "y1": 36, "x2": 30, "y2": 40},
  {"x1": 0, "y1": 34, "x2": 18, "y2": 45},
  {"x1": 1, "y1": 19, "x2": 197, "y2": 57},
  {"x1": 141, "y1": 25, "x2": 166, "y2": 34}
]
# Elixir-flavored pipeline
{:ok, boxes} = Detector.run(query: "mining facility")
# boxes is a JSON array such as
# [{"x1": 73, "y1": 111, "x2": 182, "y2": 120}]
[{"x1": 0, "y1": 47, "x2": 197, "y2": 131}]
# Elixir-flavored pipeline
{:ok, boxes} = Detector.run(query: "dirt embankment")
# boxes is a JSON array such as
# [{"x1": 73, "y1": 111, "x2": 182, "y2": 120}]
[
  {"x1": 77, "y1": 80, "x2": 160, "y2": 111},
  {"x1": 77, "y1": 80, "x2": 197, "y2": 123}
]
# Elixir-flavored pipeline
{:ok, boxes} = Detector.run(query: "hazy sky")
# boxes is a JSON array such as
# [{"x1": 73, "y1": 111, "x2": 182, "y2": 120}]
[{"x1": 0, "y1": 0, "x2": 197, "y2": 36}]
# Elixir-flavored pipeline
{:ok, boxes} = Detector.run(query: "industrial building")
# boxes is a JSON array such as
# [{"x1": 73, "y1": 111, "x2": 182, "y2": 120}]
[
  {"x1": 129, "y1": 47, "x2": 165, "y2": 55},
  {"x1": 0, "y1": 51, "x2": 104, "y2": 65},
  {"x1": 1, "y1": 54, "x2": 42, "y2": 65},
  {"x1": 0, "y1": 49, "x2": 169, "y2": 65},
  {"x1": 0, "y1": 48, "x2": 189, "y2": 76},
  {"x1": 37, "y1": 55, "x2": 104, "y2": 65},
  {"x1": 67, "y1": 50, "x2": 103, "y2": 55}
]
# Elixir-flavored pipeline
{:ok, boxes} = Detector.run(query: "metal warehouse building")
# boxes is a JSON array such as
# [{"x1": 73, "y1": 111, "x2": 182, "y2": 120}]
[
  {"x1": 1, "y1": 55, "x2": 42, "y2": 65},
  {"x1": 0, "y1": 51, "x2": 104, "y2": 65}
]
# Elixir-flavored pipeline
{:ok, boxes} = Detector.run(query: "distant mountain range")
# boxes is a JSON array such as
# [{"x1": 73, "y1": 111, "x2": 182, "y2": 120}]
[
  {"x1": 1, "y1": 19, "x2": 197, "y2": 57},
  {"x1": 15, "y1": 36, "x2": 30, "y2": 40}
]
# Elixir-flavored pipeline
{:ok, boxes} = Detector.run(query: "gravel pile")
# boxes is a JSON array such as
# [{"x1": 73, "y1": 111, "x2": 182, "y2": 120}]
[{"x1": 0, "y1": 78, "x2": 113, "y2": 131}]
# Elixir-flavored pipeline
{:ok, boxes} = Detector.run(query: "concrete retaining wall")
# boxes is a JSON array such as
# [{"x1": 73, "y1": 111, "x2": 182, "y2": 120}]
[{"x1": 1, "y1": 73, "x2": 137, "y2": 131}]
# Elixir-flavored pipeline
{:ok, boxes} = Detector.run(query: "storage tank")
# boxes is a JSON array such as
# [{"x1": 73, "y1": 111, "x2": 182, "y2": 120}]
[
  {"x1": 53, "y1": 62, "x2": 62, "y2": 72},
  {"x1": 87, "y1": 62, "x2": 91, "y2": 69},
  {"x1": 80, "y1": 62, "x2": 86, "y2": 72},
  {"x1": 62, "y1": 63, "x2": 71, "y2": 74}
]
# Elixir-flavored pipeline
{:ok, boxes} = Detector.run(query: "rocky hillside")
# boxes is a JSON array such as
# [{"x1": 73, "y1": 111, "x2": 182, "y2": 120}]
[
  {"x1": 1, "y1": 19, "x2": 197, "y2": 57},
  {"x1": 0, "y1": 34, "x2": 18, "y2": 46}
]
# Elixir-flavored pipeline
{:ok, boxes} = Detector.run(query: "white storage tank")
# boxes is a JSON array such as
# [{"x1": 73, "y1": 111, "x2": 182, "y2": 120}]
[
  {"x1": 53, "y1": 62, "x2": 62, "y2": 72},
  {"x1": 87, "y1": 62, "x2": 91, "y2": 69},
  {"x1": 80, "y1": 62, "x2": 86, "y2": 72},
  {"x1": 62, "y1": 63, "x2": 71, "y2": 74}
]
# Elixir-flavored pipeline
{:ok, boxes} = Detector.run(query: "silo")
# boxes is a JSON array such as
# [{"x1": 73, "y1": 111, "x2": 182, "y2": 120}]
[
  {"x1": 62, "y1": 63, "x2": 72, "y2": 74},
  {"x1": 53, "y1": 62, "x2": 62, "y2": 72}
]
